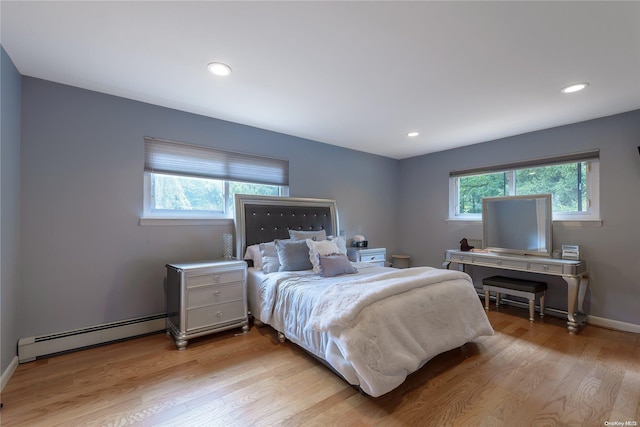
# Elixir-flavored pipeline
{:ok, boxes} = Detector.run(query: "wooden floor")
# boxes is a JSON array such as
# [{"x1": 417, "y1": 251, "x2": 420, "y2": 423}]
[{"x1": 1, "y1": 306, "x2": 639, "y2": 427}]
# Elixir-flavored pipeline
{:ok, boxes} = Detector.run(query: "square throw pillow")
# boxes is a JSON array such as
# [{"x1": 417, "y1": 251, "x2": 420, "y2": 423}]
[
  {"x1": 319, "y1": 254, "x2": 358, "y2": 277},
  {"x1": 275, "y1": 239, "x2": 313, "y2": 271},
  {"x1": 327, "y1": 235, "x2": 348, "y2": 255},
  {"x1": 306, "y1": 239, "x2": 342, "y2": 273},
  {"x1": 259, "y1": 241, "x2": 280, "y2": 274},
  {"x1": 289, "y1": 229, "x2": 327, "y2": 242}
]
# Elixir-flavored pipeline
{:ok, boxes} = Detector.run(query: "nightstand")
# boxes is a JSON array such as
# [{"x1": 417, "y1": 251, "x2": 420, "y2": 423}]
[
  {"x1": 165, "y1": 260, "x2": 248, "y2": 350},
  {"x1": 347, "y1": 247, "x2": 386, "y2": 267}
]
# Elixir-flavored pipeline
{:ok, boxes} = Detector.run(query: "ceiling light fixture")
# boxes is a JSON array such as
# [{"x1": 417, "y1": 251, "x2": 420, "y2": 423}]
[
  {"x1": 561, "y1": 82, "x2": 589, "y2": 94},
  {"x1": 407, "y1": 131, "x2": 420, "y2": 137},
  {"x1": 207, "y1": 62, "x2": 232, "y2": 77}
]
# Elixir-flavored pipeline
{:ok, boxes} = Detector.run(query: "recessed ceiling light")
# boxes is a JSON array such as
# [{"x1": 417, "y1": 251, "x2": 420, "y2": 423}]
[
  {"x1": 561, "y1": 82, "x2": 589, "y2": 94},
  {"x1": 407, "y1": 131, "x2": 420, "y2": 137},
  {"x1": 207, "y1": 62, "x2": 232, "y2": 77}
]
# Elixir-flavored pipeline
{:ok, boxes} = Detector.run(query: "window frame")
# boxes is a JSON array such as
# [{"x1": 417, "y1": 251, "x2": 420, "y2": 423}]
[
  {"x1": 140, "y1": 137, "x2": 289, "y2": 225},
  {"x1": 143, "y1": 172, "x2": 289, "y2": 219},
  {"x1": 448, "y1": 154, "x2": 600, "y2": 223}
]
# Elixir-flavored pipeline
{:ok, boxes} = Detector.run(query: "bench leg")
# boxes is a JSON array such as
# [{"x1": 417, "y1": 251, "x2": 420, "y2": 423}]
[
  {"x1": 528, "y1": 298, "x2": 535, "y2": 321},
  {"x1": 540, "y1": 293, "x2": 545, "y2": 318},
  {"x1": 496, "y1": 293, "x2": 501, "y2": 306},
  {"x1": 484, "y1": 289, "x2": 490, "y2": 310}
]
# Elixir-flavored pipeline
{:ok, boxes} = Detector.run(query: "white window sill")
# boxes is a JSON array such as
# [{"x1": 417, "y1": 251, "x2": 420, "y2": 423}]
[
  {"x1": 446, "y1": 218, "x2": 603, "y2": 227},
  {"x1": 139, "y1": 217, "x2": 233, "y2": 226},
  {"x1": 553, "y1": 219, "x2": 603, "y2": 228}
]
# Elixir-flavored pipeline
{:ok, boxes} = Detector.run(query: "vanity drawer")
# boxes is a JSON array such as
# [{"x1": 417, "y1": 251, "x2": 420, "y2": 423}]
[
  {"x1": 488, "y1": 257, "x2": 528, "y2": 269},
  {"x1": 452, "y1": 253, "x2": 474, "y2": 263},
  {"x1": 528, "y1": 261, "x2": 564, "y2": 274},
  {"x1": 470, "y1": 255, "x2": 528, "y2": 270}
]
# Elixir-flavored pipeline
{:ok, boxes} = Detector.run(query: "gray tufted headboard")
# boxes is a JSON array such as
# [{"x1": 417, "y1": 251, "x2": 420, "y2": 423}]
[{"x1": 234, "y1": 194, "x2": 339, "y2": 259}]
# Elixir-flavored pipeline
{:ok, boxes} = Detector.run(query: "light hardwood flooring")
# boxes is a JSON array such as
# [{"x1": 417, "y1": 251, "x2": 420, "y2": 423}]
[{"x1": 1, "y1": 306, "x2": 639, "y2": 427}]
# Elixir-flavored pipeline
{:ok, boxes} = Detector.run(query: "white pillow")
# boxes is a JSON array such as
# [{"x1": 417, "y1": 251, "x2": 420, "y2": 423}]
[
  {"x1": 243, "y1": 244, "x2": 263, "y2": 270},
  {"x1": 306, "y1": 239, "x2": 343, "y2": 274},
  {"x1": 259, "y1": 241, "x2": 280, "y2": 274},
  {"x1": 328, "y1": 236, "x2": 348, "y2": 255}
]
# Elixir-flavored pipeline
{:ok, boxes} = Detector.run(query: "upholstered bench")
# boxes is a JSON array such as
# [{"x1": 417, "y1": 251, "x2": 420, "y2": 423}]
[{"x1": 482, "y1": 276, "x2": 547, "y2": 321}]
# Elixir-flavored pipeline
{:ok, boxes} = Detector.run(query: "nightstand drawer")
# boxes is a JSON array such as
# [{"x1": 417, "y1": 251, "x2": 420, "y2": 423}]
[
  {"x1": 186, "y1": 269, "x2": 244, "y2": 288},
  {"x1": 186, "y1": 300, "x2": 246, "y2": 331},
  {"x1": 187, "y1": 282, "x2": 244, "y2": 308},
  {"x1": 348, "y1": 247, "x2": 386, "y2": 264},
  {"x1": 361, "y1": 253, "x2": 385, "y2": 262}
]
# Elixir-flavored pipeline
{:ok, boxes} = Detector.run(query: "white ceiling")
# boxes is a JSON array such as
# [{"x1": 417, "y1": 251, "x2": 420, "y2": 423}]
[{"x1": 2, "y1": 1, "x2": 639, "y2": 159}]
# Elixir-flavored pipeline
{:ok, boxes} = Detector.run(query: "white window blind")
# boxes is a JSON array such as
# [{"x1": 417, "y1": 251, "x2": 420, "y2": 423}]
[{"x1": 144, "y1": 137, "x2": 289, "y2": 186}]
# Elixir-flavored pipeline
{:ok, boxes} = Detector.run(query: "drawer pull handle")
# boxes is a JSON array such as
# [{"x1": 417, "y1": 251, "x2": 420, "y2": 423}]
[
  {"x1": 216, "y1": 311, "x2": 223, "y2": 317},
  {"x1": 214, "y1": 290, "x2": 221, "y2": 296},
  {"x1": 214, "y1": 275, "x2": 220, "y2": 283},
  {"x1": 542, "y1": 265, "x2": 549, "y2": 270},
  {"x1": 496, "y1": 260, "x2": 502, "y2": 265}
]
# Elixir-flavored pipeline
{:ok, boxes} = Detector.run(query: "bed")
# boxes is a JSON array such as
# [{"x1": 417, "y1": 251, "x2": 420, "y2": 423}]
[{"x1": 234, "y1": 194, "x2": 494, "y2": 397}]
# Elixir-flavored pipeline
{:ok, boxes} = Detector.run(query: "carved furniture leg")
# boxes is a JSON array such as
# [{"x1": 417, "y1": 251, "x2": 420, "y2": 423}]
[
  {"x1": 174, "y1": 337, "x2": 188, "y2": 350},
  {"x1": 562, "y1": 275, "x2": 589, "y2": 334},
  {"x1": 577, "y1": 274, "x2": 589, "y2": 314}
]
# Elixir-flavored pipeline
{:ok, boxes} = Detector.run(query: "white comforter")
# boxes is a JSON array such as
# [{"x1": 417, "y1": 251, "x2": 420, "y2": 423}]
[{"x1": 255, "y1": 265, "x2": 494, "y2": 397}]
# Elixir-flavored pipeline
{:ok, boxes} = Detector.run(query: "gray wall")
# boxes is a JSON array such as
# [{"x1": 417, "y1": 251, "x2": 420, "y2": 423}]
[
  {"x1": 19, "y1": 77, "x2": 398, "y2": 338},
  {"x1": 397, "y1": 110, "x2": 640, "y2": 325},
  {"x1": 1, "y1": 46, "x2": 22, "y2": 374},
  {"x1": 7, "y1": 64, "x2": 640, "y2": 368}
]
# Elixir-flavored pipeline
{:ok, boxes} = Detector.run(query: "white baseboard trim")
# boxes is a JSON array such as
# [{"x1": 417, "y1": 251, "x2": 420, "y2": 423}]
[
  {"x1": 483, "y1": 293, "x2": 640, "y2": 334},
  {"x1": 587, "y1": 315, "x2": 640, "y2": 334},
  {"x1": 18, "y1": 313, "x2": 167, "y2": 363},
  {"x1": 1, "y1": 356, "x2": 19, "y2": 392}
]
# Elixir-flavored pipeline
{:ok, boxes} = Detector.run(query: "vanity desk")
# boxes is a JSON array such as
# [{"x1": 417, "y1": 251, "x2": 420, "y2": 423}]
[{"x1": 443, "y1": 249, "x2": 589, "y2": 334}]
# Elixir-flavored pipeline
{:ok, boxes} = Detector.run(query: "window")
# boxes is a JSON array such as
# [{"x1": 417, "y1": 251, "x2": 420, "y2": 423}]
[
  {"x1": 449, "y1": 150, "x2": 600, "y2": 221},
  {"x1": 143, "y1": 137, "x2": 289, "y2": 220}
]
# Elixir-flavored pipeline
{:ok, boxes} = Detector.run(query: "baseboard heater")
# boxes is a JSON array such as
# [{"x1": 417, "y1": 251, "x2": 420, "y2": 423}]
[{"x1": 18, "y1": 313, "x2": 167, "y2": 363}]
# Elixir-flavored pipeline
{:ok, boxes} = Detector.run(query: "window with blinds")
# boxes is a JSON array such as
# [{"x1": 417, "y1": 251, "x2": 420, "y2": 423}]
[
  {"x1": 143, "y1": 137, "x2": 289, "y2": 219},
  {"x1": 448, "y1": 150, "x2": 600, "y2": 221}
]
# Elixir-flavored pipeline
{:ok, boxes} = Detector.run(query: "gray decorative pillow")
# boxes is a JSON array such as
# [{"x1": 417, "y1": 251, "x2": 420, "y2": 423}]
[
  {"x1": 259, "y1": 241, "x2": 280, "y2": 274},
  {"x1": 306, "y1": 239, "x2": 342, "y2": 273},
  {"x1": 319, "y1": 254, "x2": 358, "y2": 277},
  {"x1": 276, "y1": 239, "x2": 313, "y2": 271},
  {"x1": 288, "y1": 229, "x2": 327, "y2": 242}
]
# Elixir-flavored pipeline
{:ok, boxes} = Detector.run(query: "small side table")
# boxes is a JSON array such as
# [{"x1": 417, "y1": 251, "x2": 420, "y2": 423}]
[
  {"x1": 165, "y1": 260, "x2": 248, "y2": 350},
  {"x1": 391, "y1": 254, "x2": 410, "y2": 268}
]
